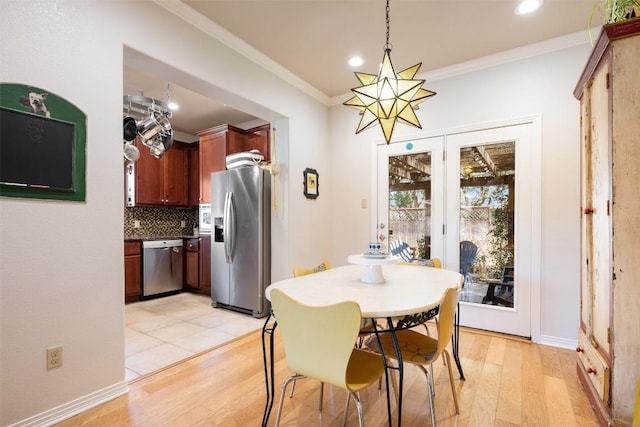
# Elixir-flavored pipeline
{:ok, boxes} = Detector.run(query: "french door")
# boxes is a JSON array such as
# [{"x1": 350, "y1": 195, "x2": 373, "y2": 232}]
[{"x1": 375, "y1": 121, "x2": 539, "y2": 338}]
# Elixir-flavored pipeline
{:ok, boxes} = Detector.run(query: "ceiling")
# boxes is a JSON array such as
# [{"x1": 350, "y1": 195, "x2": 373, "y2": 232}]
[{"x1": 124, "y1": 0, "x2": 601, "y2": 135}]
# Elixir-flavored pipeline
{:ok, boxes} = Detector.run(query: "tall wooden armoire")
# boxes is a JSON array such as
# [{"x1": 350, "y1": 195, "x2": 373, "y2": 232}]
[{"x1": 573, "y1": 18, "x2": 640, "y2": 427}]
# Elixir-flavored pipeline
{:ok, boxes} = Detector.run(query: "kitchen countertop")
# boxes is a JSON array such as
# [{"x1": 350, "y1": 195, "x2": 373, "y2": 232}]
[{"x1": 125, "y1": 234, "x2": 210, "y2": 241}]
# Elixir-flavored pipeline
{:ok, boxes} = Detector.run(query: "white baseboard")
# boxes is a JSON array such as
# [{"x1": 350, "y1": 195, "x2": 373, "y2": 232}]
[
  {"x1": 539, "y1": 334, "x2": 578, "y2": 350},
  {"x1": 9, "y1": 381, "x2": 129, "y2": 427}
]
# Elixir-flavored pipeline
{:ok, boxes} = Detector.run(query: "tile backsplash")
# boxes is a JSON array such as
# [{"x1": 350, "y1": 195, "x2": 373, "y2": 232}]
[{"x1": 124, "y1": 206, "x2": 198, "y2": 238}]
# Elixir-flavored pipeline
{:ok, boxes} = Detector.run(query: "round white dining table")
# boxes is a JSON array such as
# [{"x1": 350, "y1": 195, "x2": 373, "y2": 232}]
[
  {"x1": 265, "y1": 263, "x2": 461, "y2": 318},
  {"x1": 261, "y1": 262, "x2": 464, "y2": 427}
]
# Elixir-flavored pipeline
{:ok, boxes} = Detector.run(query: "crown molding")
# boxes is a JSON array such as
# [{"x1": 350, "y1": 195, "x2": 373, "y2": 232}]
[
  {"x1": 154, "y1": 0, "x2": 331, "y2": 106},
  {"x1": 156, "y1": 1, "x2": 594, "y2": 109},
  {"x1": 330, "y1": 29, "x2": 596, "y2": 106}
]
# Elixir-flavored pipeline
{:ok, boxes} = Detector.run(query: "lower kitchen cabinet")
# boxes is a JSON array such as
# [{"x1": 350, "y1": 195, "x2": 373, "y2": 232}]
[
  {"x1": 124, "y1": 240, "x2": 141, "y2": 302},
  {"x1": 183, "y1": 236, "x2": 211, "y2": 295},
  {"x1": 184, "y1": 238, "x2": 200, "y2": 289},
  {"x1": 199, "y1": 236, "x2": 211, "y2": 295}
]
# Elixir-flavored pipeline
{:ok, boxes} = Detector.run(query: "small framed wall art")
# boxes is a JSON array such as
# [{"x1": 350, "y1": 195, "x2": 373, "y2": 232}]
[{"x1": 303, "y1": 168, "x2": 319, "y2": 199}]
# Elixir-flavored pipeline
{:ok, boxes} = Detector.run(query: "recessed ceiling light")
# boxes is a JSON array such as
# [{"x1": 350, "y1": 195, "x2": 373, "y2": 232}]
[
  {"x1": 348, "y1": 56, "x2": 364, "y2": 67},
  {"x1": 168, "y1": 102, "x2": 179, "y2": 111},
  {"x1": 515, "y1": 0, "x2": 542, "y2": 15}
]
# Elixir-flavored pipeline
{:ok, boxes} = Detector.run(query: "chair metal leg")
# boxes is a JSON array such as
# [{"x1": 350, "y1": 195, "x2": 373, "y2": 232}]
[
  {"x1": 429, "y1": 364, "x2": 436, "y2": 396},
  {"x1": 419, "y1": 365, "x2": 437, "y2": 427},
  {"x1": 318, "y1": 382, "x2": 324, "y2": 412},
  {"x1": 443, "y1": 350, "x2": 460, "y2": 414},
  {"x1": 274, "y1": 374, "x2": 305, "y2": 426},
  {"x1": 262, "y1": 316, "x2": 277, "y2": 427},
  {"x1": 343, "y1": 392, "x2": 364, "y2": 427},
  {"x1": 452, "y1": 303, "x2": 465, "y2": 380},
  {"x1": 289, "y1": 378, "x2": 297, "y2": 398},
  {"x1": 417, "y1": 364, "x2": 437, "y2": 426}
]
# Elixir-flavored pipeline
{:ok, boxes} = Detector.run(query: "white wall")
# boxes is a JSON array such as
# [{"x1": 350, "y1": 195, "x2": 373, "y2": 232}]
[
  {"x1": 329, "y1": 44, "x2": 591, "y2": 344},
  {"x1": 1, "y1": 0, "x2": 594, "y2": 424},
  {"x1": 0, "y1": 1, "x2": 330, "y2": 425}
]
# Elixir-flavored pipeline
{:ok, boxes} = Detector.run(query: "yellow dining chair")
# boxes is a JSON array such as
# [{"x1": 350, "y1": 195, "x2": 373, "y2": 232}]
[
  {"x1": 289, "y1": 260, "x2": 332, "y2": 398},
  {"x1": 271, "y1": 289, "x2": 386, "y2": 426},
  {"x1": 394, "y1": 258, "x2": 442, "y2": 336},
  {"x1": 292, "y1": 260, "x2": 374, "y2": 339},
  {"x1": 366, "y1": 287, "x2": 461, "y2": 426},
  {"x1": 293, "y1": 260, "x2": 331, "y2": 277}
]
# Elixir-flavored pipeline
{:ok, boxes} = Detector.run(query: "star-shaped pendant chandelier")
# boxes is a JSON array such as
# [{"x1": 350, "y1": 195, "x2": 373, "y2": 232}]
[{"x1": 344, "y1": 0, "x2": 436, "y2": 144}]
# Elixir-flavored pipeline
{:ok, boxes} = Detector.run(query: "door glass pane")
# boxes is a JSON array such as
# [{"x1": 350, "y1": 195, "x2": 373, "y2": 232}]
[
  {"x1": 388, "y1": 152, "x2": 432, "y2": 259},
  {"x1": 458, "y1": 141, "x2": 515, "y2": 308}
]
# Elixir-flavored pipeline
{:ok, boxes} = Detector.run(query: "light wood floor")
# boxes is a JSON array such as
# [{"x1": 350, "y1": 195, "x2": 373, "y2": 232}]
[{"x1": 56, "y1": 325, "x2": 599, "y2": 426}]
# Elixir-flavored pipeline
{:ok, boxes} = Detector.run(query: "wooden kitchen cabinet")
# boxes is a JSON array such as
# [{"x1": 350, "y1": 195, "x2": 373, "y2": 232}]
[
  {"x1": 133, "y1": 138, "x2": 189, "y2": 207},
  {"x1": 245, "y1": 124, "x2": 270, "y2": 160},
  {"x1": 197, "y1": 125, "x2": 244, "y2": 204},
  {"x1": 124, "y1": 240, "x2": 141, "y2": 302},
  {"x1": 188, "y1": 143, "x2": 200, "y2": 207},
  {"x1": 196, "y1": 124, "x2": 270, "y2": 204},
  {"x1": 199, "y1": 236, "x2": 211, "y2": 295},
  {"x1": 184, "y1": 238, "x2": 200, "y2": 290},
  {"x1": 573, "y1": 19, "x2": 640, "y2": 427},
  {"x1": 182, "y1": 236, "x2": 211, "y2": 296}
]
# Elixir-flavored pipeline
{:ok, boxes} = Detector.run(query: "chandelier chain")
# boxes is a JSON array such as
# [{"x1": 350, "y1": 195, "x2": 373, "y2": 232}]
[{"x1": 385, "y1": 0, "x2": 391, "y2": 51}]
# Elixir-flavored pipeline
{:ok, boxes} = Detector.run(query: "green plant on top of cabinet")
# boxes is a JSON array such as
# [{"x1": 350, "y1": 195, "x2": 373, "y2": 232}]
[{"x1": 133, "y1": 137, "x2": 189, "y2": 207}]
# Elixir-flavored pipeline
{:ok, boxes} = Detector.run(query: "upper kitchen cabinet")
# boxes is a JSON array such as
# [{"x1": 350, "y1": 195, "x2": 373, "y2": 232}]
[
  {"x1": 188, "y1": 144, "x2": 200, "y2": 207},
  {"x1": 130, "y1": 137, "x2": 189, "y2": 207},
  {"x1": 197, "y1": 124, "x2": 270, "y2": 204},
  {"x1": 245, "y1": 124, "x2": 271, "y2": 160}
]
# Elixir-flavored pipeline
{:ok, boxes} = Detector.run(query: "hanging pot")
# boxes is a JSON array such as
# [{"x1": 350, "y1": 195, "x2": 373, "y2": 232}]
[
  {"x1": 137, "y1": 111, "x2": 171, "y2": 146},
  {"x1": 123, "y1": 141, "x2": 140, "y2": 162},
  {"x1": 123, "y1": 116, "x2": 137, "y2": 142},
  {"x1": 150, "y1": 130, "x2": 174, "y2": 159}
]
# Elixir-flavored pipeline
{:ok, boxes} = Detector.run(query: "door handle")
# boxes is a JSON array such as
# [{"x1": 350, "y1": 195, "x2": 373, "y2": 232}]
[{"x1": 223, "y1": 192, "x2": 232, "y2": 263}]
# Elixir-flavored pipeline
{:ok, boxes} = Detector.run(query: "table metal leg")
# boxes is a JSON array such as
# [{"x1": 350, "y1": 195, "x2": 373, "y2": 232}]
[
  {"x1": 387, "y1": 317, "x2": 404, "y2": 426},
  {"x1": 261, "y1": 313, "x2": 276, "y2": 427},
  {"x1": 452, "y1": 302, "x2": 465, "y2": 380},
  {"x1": 372, "y1": 321, "x2": 393, "y2": 427}
]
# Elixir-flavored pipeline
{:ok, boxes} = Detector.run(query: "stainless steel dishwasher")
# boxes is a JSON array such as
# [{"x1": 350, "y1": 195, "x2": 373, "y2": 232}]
[{"x1": 142, "y1": 239, "x2": 183, "y2": 298}]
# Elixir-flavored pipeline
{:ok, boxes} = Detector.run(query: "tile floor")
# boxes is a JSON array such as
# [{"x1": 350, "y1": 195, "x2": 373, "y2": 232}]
[{"x1": 125, "y1": 292, "x2": 265, "y2": 381}]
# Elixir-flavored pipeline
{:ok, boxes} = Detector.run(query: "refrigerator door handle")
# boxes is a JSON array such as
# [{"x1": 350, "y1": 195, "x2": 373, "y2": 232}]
[{"x1": 223, "y1": 191, "x2": 236, "y2": 263}]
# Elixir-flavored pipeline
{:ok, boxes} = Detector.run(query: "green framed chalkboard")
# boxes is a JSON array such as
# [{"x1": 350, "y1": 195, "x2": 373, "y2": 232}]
[{"x1": 0, "y1": 83, "x2": 86, "y2": 201}]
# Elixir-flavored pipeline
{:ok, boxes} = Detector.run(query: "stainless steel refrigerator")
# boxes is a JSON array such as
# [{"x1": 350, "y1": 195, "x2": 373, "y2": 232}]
[{"x1": 210, "y1": 166, "x2": 271, "y2": 318}]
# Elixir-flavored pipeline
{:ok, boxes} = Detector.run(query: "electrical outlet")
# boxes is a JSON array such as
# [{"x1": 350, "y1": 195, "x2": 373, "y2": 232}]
[
  {"x1": 47, "y1": 345, "x2": 63, "y2": 369},
  {"x1": 181, "y1": 220, "x2": 186, "y2": 228},
  {"x1": 133, "y1": 220, "x2": 140, "y2": 228}
]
